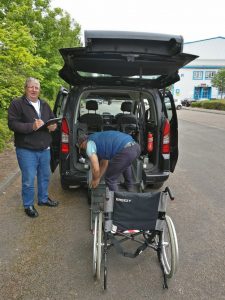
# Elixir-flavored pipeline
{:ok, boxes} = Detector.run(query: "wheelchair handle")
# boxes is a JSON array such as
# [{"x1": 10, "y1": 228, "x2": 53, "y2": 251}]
[{"x1": 164, "y1": 186, "x2": 174, "y2": 200}]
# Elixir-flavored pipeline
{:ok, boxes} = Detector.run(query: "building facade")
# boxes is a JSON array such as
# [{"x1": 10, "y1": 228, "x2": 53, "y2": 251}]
[{"x1": 173, "y1": 37, "x2": 225, "y2": 100}]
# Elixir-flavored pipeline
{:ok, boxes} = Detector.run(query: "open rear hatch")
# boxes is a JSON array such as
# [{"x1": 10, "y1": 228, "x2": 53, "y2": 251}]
[{"x1": 59, "y1": 30, "x2": 198, "y2": 88}]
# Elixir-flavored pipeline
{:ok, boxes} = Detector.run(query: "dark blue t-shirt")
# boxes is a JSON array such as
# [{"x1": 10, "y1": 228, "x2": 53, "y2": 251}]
[{"x1": 88, "y1": 131, "x2": 134, "y2": 160}]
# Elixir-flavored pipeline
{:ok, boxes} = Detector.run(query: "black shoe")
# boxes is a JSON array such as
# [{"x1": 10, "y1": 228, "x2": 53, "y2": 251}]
[
  {"x1": 24, "y1": 206, "x2": 39, "y2": 218},
  {"x1": 38, "y1": 198, "x2": 59, "y2": 207}
]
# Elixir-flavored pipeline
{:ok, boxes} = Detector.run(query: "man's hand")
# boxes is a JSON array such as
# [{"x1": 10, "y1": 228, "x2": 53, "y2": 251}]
[
  {"x1": 47, "y1": 123, "x2": 57, "y2": 132},
  {"x1": 91, "y1": 178, "x2": 100, "y2": 189},
  {"x1": 33, "y1": 119, "x2": 44, "y2": 131}
]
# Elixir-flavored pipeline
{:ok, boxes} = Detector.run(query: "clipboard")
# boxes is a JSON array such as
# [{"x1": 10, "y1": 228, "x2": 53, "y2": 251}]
[{"x1": 36, "y1": 117, "x2": 62, "y2": 131}]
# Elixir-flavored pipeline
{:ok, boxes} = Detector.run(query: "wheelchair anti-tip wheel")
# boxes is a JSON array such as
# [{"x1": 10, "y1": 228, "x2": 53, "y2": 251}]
[
  {"x1": 160, "y1": 215, "x2": 179, "y2": 278},
  {"x1": 92, "y1": 212, "x2": 103, "y2": 280}
]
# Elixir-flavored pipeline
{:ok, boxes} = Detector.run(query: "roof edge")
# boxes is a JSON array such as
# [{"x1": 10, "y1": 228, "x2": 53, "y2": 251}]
[{"x1": 185, "y1": 36, "x2": 225, "y2": 44}]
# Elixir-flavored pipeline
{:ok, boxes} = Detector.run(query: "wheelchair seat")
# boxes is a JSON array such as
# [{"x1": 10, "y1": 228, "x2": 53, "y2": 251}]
[{"x1": 92, "y1": 186, "x2": 178, "y2": 290}]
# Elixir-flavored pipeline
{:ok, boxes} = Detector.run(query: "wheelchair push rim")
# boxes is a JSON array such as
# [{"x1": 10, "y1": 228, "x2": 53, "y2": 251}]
[
  {"x1": 93, "y1": 215, "x2": 98, "y2": 277},
  {"x1": 93, "y1": 211, "x2": 103, "y2": 280},
  {"x1": 160, "y1": 215, "x2": 179, "y2": 278}
]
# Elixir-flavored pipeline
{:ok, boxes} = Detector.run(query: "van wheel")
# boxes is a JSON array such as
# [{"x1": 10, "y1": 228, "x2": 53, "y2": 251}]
[
  {"x1": 87, "y1": 188, "x2": 92, "y2": 205},
  {"x1": 177, "y1": 105, "x2": 182, "y2": 110},
  {"x1": 60, "y1": 178, "x2": 70, "y2": 190}
]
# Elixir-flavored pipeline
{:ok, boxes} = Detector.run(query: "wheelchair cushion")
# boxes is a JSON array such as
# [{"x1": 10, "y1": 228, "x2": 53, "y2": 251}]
[{"x1": 112, "y1": 191, "x2": 161, "y2": 231}]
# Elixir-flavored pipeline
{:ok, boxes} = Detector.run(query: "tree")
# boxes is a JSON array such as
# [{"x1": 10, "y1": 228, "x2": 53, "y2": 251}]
[
  {"x1": 0, "y1": 0, "x2": 81, "y2": 104},
  {"x1": 0, "y1": 20, "x2": 46, "y2": 109},
  {"x1": 211, "y1": 69, "x2": 225, "y2": 99},
  {"x1": 0, "y1": 0, "x2": 81, "y2": 151}
]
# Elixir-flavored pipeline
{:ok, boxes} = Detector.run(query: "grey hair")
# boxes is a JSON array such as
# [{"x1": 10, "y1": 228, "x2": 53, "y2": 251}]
[{"x1": 24, "y1": 77, "x2": 40, "y2": 88}]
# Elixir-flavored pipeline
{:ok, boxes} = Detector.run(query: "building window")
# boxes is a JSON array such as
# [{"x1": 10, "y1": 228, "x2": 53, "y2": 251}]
[
  {"x1": 205, "y1": 71, "x2": 216, "y2": 79},
  {"x1": 193, "y1": 71, "x2": 203, "y2": 80}
]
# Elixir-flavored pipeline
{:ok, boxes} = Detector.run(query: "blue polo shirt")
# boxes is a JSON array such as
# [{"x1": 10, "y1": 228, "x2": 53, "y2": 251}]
[{"x1": 87, "y1": 131, "x2": 134, "y2": 160}]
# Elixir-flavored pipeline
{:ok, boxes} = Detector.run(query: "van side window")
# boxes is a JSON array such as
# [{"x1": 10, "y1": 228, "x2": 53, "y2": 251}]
[
  {"x1": 164, "y1": 97, "x2": 173, "y2": 121},
  {"x1": 54, "y1": 92, "x2": 68, "y2": 117}
]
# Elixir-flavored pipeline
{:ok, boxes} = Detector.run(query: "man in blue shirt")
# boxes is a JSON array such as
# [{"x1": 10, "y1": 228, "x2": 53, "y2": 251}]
[{"x1": 77, "y1": 130, "x2": 141, "y2": 191}]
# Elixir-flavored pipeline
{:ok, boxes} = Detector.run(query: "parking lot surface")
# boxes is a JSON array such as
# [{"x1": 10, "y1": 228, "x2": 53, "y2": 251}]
[{"x1": 0, "y1": 108, "x2": 225, "y2": 299}]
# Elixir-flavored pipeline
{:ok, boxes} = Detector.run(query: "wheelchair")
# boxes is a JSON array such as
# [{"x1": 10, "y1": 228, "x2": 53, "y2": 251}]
[{"x1": 92, "y1": 186, "x2": 179, "y2": 290}]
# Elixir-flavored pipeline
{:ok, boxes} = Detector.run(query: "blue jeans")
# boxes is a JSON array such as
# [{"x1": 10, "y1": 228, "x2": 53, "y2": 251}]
[{"x1": 16, "y1": 147, "x2": 51, "y2": 208}]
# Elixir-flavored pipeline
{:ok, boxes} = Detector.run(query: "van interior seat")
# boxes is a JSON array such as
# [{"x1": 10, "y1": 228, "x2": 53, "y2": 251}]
[
  {"x1": 116, "y1": 101, "x2": 138, "y2": 134},
  {"x1": 79, "y1": 100, "x2": 103, "y2": 132}
]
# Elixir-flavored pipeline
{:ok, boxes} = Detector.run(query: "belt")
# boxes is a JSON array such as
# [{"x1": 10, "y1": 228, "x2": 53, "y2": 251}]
[{"x1": 124, "y1": 141, "x2": 136, "y2": 148}]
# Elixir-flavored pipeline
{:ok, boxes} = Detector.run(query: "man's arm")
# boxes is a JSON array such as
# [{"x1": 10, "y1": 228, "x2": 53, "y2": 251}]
[
  {"x1": 89, "y1": 153, "x2": 100, "y2": 179},
  {"x1": 89, "y1": 153, "x2": 101, "y2": 188},
  {"x1": 99, "y1": 159, "x2": 108, "y2": 177},
  {"x1": 8, "y1": 101, "x2": 34, "y2": 133}
]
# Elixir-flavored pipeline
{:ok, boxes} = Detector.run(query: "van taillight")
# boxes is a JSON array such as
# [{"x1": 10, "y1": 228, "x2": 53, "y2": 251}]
[
  {"x1": 61, "y1": 118, "x2": 69, "y2": 153},
  {"x1": 162, "y1": 119, "x2": 170, "y2": 154}
]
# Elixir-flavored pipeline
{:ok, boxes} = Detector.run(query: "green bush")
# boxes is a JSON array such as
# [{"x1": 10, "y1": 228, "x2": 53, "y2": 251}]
[
  {"x1": 191, "y1": 100, "x2": 225, "y2": 111},
  {"x1": 191, "y1": 101, "x2": 203, "y2": 108},
  {"x1": 0, "y1": 112, "x2": 13, "y2": 152},
  {"x1": 202, "y1": 100, "x2": 225, "y2": 110}
]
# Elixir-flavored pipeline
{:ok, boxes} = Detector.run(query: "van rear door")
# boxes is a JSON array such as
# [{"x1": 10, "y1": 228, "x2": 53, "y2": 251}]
[
  {"x1": 50, "y1": 87, "x2": 68, "y2": 172},
  {"x1": 161, "y1": 91, "x2": 178, "y2": 172}
]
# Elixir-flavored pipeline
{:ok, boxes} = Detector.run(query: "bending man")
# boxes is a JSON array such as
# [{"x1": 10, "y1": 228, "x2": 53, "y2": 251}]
[{"x1": 77, "y1": 130, "x2": 141, "y2": 191}]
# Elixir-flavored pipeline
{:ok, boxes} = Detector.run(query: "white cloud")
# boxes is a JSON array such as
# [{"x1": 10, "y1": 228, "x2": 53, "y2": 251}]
[{"x1": 51, "y1": 0, "x2": 225, "y2": 43}]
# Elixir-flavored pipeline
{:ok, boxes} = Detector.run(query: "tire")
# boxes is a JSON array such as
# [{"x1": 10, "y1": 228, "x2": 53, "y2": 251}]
[
  {"x1": 87, "y1": 188, "x2": 92, "y2": 205},
  {"x1": 93, "y1": 215, "x2": 98, "y2": 277},
  {"x1": 96, "y1": 211, "x2": 103, "y2": 280},
  {"x1": 160, "y1": 215, "x2": 179, "y2": 278},
  {"x1": 103, "y1": 234, "x2": 107, "y2": 290},
  {"x1": 60, "y1": 178, "x2": 70, "y2": 190},
  {"x1": 177, "y1": 105, "x2": 182, "y2": 110}
]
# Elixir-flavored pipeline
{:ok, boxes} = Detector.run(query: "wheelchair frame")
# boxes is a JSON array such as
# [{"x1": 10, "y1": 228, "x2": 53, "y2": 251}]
[{"x1": 92, "y1": 186, "x2": 179, "y2": 290}]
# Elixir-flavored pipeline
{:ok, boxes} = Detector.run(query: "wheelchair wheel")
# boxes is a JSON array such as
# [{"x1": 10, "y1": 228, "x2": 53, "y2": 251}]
[
  {"x1": 103, "y1": 242, "x2": 107, "y2": 289},
  {"x1": 93, "y1": 212, "x2": 103, "y2": 279},
  {"x1": 160, "y1": 215, "x2": 179, "y2": 278},
  {"x1": 93, "y1": 215, "x2": 98, "y2": 277},
  {"x1": 96, "y1": 211, "x2": 103, "y2": 280},
  {"x1": 103, "y1": 232, "x2": 108, "y2": 290}
]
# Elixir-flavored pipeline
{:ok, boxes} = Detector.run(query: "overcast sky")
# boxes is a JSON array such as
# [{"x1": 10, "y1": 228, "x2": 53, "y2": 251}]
[{"x1": 51, "y1": 0, "x2": 224, "y2": 43}]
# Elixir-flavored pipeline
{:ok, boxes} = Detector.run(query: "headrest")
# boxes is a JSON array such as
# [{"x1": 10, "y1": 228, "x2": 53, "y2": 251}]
[
  {"x1": 121, "y1": 101, "x2": 132, "y2": 113},
  {"x1": 86, "y1": 100, "x2": 98, "y2": 111}
]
